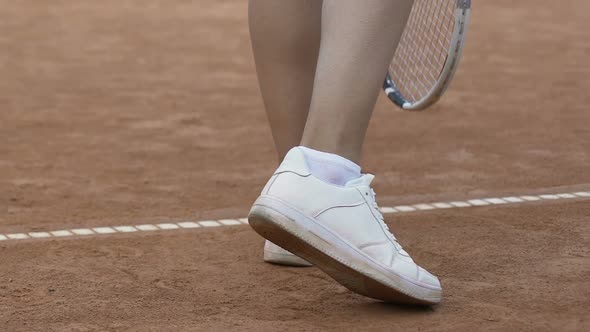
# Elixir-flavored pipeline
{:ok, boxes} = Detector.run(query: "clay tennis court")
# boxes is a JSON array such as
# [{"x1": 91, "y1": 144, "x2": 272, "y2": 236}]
[{"x1": 1, "y1": 0, "x2": 588, "y2": 330}]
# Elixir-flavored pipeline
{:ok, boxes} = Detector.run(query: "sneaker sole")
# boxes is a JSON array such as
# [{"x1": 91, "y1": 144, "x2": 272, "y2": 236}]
[
  {"x1": 249, "y1": 195, "x2": 442, "y2": 305},
  {"x1": 264, "y1": 248, "x2": 313, "y2": 267}
]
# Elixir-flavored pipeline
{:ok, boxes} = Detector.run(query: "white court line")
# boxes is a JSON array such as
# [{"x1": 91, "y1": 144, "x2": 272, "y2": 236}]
[
  {"x1": 219, "y1": 219, "x2": 242, "y2": 226},
  {"x1": 484, "y1": 198, "x2": 508, "y2": 205},
  {"x1": 539, "y1": 194, "x2": 560, "y2": 200},
  {"x1": 0, "y1": 190, "x2": 588, "y2": 243},
  {"x1": 379, "y1": 207, "x2": 398, "y2": 213},
  {"x1": 432, "y1": 202, "x2": 453, "y2": 209},
  {"x1": 93, "y1": 227, "x2": 117, "y2": 234},
  {"x1": 199, "y1": 221, "x2": 222, "y2": 228},
  {"x1": 178, "y1": 221, "x2": 201, "y2": 229},
  {"x1": 556, "y1": 193, "x2": 576, "y2": 199},
  {"x1": 113, "y1": 226, "x2": 137, "y2": 233},
  {"x1": 394, "y1": 205, "x2": 416, "y2": 212},
  {"x1": 521, "y1": 195, "x2": 541, "y2": 201},
  {"x1": 413, "y1": 204, "x2": 436, "y2": 211},
  {"x1": 7, "y1": 233, "x2": 29, "y2": 240},
  {"x1": 51, "y1": 230, "x2": 73, "y2": 237},
  {"x1": 136, "y1": 224, "x2": 158, "y2": 231},
  {"x1": 157, "y1": 223, "x2": 180, "y2": 230},
  {"x1": 29, "y1": 232, "x2": 51, "y2": 238},
  {"x1": 450, "y1": 201, "x2": 471, "y2": 208},
  {"x1": 503, "y1": 197, "x2": 524, "y2": 203},
  {"x1": 468, "y1": 199, "x2": 490, "y2": 206},
  {"x1": 71, "y1": 229, "x2": 94, "y2": 236}
]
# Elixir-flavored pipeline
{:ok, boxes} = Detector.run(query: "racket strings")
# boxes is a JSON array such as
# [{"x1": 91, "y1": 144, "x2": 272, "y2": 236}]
[{"x1": 390, "y1": 0, "x2": 456, "y2": 103}]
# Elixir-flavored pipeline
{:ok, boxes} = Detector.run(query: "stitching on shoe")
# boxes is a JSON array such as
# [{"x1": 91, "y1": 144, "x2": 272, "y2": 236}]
[
  {"x1": 389, "y1": 250, "x2": 396, "y2": 268},
  {"x1": 274, "y1": 170, "x2": 312, "y2": 177},
  {"x1": 264, "y1": 174, "x2": 279, "y2": 195},
  {"x1": 313, "y1": 201, "x2": 366, "y2": 218},
  {"x1": 357, "y1": 239, "x2": 390, "y2": 249}
]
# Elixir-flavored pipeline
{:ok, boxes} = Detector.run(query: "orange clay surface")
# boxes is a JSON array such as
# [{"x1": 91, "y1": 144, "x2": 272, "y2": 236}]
[{"x1": 0, "y1": 0, "x2": 588, "y2": 330}]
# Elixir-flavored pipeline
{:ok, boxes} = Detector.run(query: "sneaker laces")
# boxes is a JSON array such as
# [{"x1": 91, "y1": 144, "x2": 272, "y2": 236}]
[
  {"x1": 368, "y1": 186, "x2": 411, "y2": 258},
  {"x1": 369, "y1": 188, "x2": 397, "y2": 242}
]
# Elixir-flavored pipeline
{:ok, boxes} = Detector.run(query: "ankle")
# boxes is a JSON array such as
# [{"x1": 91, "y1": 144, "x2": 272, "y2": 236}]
[{"x1": 297, "y1": 146, "x2": 362, "y2": 186}]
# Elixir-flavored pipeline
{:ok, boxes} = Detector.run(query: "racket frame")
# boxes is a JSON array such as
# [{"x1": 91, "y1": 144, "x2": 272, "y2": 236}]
[{"x1": 384, "y1": 0, "x2": 471, "y2": 111}]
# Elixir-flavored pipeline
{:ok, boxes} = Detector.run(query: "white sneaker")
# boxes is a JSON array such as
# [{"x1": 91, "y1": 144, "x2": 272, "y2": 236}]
[
  {"x1": 249, "y1": 147, "x2": 442, "y2": 305},
  {"x1": 264, "y1": 241, "x2": 312, "y2": 267}
]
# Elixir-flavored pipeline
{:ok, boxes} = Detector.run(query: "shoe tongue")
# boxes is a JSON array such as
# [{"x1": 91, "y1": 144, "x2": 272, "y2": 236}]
[{"x1": 345, "y1": 174, "x2": 375, "y2": 187}]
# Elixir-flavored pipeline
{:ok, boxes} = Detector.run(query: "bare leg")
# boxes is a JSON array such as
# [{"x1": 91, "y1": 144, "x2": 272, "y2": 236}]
[
  {"x1": 249, "y1": 0, "x2": 322, "y2": 161},
  {"x1": 248, "y1": 2, "x2": 443, "y2": 302},
  {"x1": 301, "y1": 0, "x2": 413, "y2": 163}
]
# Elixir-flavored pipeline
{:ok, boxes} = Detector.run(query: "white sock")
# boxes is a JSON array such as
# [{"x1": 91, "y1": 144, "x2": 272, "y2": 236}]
[{"x1": 298, "y1": 146, "x2": 362, "y2": 186}]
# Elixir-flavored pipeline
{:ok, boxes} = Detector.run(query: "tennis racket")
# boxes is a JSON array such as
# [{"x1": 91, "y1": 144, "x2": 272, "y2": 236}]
[{"x1": 383, "y1": 0, "x2": 471, "y2": 110}]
